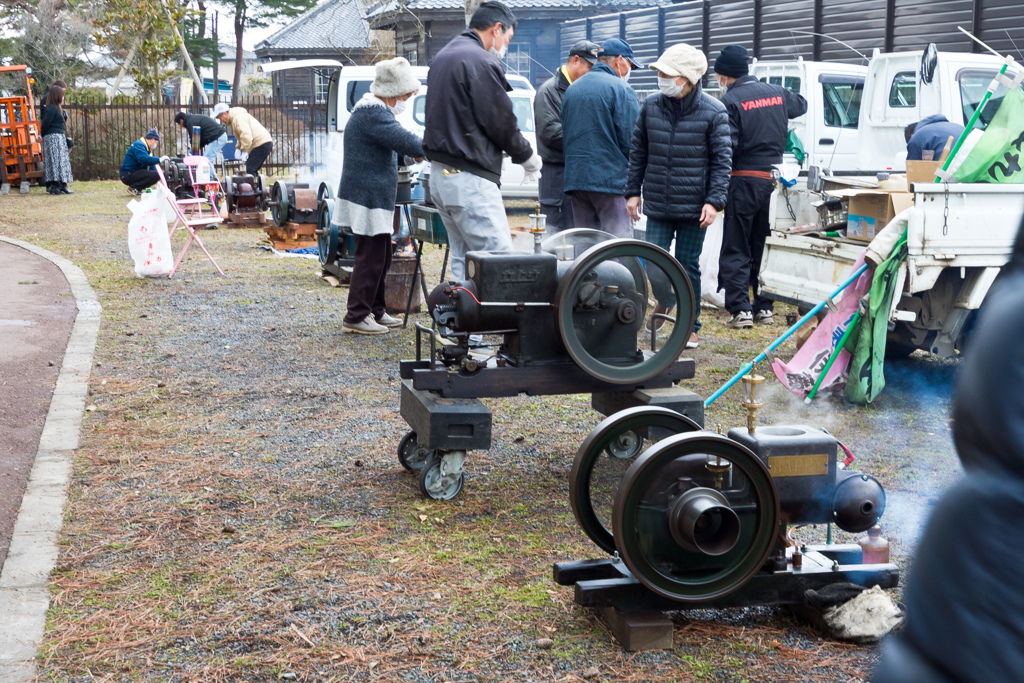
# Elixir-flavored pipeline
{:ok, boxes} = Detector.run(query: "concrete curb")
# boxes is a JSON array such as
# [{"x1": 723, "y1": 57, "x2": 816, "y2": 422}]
[{"x1": 0, "y1": 237, "x2": 100, "y2": 682}]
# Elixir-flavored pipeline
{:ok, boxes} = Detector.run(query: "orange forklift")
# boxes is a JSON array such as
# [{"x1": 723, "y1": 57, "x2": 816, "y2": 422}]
[{"x1": 0, "y1": 65, "x2": 44, "y2": 194}]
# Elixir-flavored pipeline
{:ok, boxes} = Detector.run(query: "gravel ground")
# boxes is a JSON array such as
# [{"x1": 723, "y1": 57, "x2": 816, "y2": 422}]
[{"x1": 0, "y1": 181, "x2": 962, "y2": 682}]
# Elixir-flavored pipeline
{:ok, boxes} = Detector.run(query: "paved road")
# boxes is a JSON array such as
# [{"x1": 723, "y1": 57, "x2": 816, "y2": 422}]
[{"x1": 0, "y1": 241, "x2": 76, "y2": 569}]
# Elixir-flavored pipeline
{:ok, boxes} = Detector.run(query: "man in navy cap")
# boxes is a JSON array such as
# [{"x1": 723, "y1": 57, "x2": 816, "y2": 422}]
[
  {"x1": 714, "y1": 44, "x2": 807, "y2": 329},
  {"x1": 534, "y1": 39, "x2": 600, "y2": 232},
  {"x1": 561, "y1": 38, "x2": 642, "y2": 237}
]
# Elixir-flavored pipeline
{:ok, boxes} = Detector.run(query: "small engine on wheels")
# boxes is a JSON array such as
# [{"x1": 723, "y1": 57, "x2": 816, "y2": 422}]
[
  {"x1": 398, "y1": 232, "x2": 704, "y2": 500},
  {"x1": 221, "y1": 173, "x2": 269, "y2": 226}
]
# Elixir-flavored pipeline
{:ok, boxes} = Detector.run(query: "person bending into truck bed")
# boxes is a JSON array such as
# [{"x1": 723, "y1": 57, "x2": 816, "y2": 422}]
[
  {"x1": 119, "y1": 128, "x2": 167, "y2": 195},
  {"x1": 213, "y1": 102, "x2": 273, "y2": 176},
  {"x1": 173, "y1": 111, "x2": 228, "y2": 166},
  {"x1": 335, "y1": 58, "x2": 425, "y2": 336},
  {"x1": 904, "y1": 116, "x2": 965, "y2": 162},
  {"x1": 715, "y1": 44, "x2": 807, "y2": 329},
  {"x1": 422, "y1": 0, "x2": 541, "y2": 280}
]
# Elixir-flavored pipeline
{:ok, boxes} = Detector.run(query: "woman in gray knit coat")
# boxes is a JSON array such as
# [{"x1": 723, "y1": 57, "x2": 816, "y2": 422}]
[{"x1": 335, "y1": 58, "x2": 424, "y2": 334}]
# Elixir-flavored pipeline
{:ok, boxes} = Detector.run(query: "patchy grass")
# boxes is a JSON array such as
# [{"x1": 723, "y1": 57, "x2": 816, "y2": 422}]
[{"x1": 1, "y1": 181, "x2": 960, "y2": 682}]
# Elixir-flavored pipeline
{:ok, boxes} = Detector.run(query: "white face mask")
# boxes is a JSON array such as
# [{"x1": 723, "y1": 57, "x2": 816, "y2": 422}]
[
  {"x1": 489, "y1": 44, "x2": 508, "y2": 60},
  {"x1": 391, "y1": 99, "x2": 408, "y2": 116},
  {"x1": 658, "y1": 76, "x2": 686, "y2": 98},
  {"x1": 621, "y1": 64, "x2": 631, "y2": 83}
]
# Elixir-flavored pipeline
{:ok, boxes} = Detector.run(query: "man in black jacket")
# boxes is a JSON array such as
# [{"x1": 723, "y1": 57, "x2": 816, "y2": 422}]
[
  {"x1": 423, "y1": 0, "x2": 542, "y2": 280},
  {"x1": 533, "y1": 40, "x2": 599, "y2": 232},
  {"x1": 625, "y1": 43, "x2": 732, "y2": 350},
  {"x1": 715, "y1": 44, "x2": 807, "y2": 329},
  {"x1": 173, "y1": 111, "x2": 228, "y2": 166}
]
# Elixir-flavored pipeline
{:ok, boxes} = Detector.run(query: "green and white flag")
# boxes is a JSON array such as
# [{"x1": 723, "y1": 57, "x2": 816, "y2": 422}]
[{"x1": 954, "y1": 86, "x2": 1024, "y2": 183}]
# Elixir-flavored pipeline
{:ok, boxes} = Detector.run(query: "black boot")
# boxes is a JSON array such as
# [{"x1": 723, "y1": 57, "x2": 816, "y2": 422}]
[
  {"x1": 46, "y1": 182, "x2": 58, "y2": 195},
  {"x1": 59, "y1": 182, "x2": 73, "y2": 195}
]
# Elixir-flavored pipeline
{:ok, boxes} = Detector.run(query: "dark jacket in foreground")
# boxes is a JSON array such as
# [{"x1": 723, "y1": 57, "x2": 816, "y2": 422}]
[
  {"x1": 625, "y1": 85, "x2": 732, "y2": 221},
  {"x1": 720, "y1": 75, "x2": 807, "y2": 171},
  {"x1": 334, "y1": 94, "x2": 424, "y2": 237},
  {"x1": 41, "y1": 103, "x2": 65, "y2": 137},
  {"x1": 871, "y1": 219, "x2": 1024, "y2": 683},
  {"x1": 534, "y1": 67, "x2": 571, "y2": 164},
  {"x1": 423, "y1": 30, "x2": 533, "y2": 184},
  {"x1": 562, "y1": 62, "x2": 641, "y2": 194},
  {"x1": 907, "y1": 114, "x2": 965, "y2": 161},
  {"x1": 120, "y1": 139, "x2": 160, "y2": 176},
  {"x1": 180, "y1": 113, "x2": 226, "y2": 147}
]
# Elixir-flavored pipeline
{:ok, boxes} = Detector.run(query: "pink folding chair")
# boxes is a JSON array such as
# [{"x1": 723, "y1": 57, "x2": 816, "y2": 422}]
[
  {"x1": 156, "y1": 164, "x2": 225, "y2": 278},
  {"x1": 183, "y1": 155, "x2": 225, "y2": 221}
]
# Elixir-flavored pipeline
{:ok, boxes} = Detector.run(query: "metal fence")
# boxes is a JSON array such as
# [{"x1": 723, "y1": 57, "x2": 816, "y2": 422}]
[{"x1": 63, "y1": 99, "x2": 328, "y2": 181}]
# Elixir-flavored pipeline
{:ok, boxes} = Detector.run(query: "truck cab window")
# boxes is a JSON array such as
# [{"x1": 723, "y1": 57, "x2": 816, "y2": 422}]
[
  {"x1": 413, "y1": 95, "x2": 426, "y2": 127},
  {"x1": 759, "y1": 75, "x2": 801, "y2": 94},
  {"x1": 346, "y1": 81, "x2": 371, "y2": 112},
  {"x1": 958, "y1": 70, "x2": 1015, "y2": 129},
  {"x1": 888, "y1": 72, "x2": 916, "y2": 107},
  {"x1": 821, "y1": 77, "x2": 863, "y2": 128}
]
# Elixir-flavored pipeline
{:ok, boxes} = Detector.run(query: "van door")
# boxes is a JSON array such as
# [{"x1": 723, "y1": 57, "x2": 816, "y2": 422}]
[
  {"x1": 327, "y1": 71, "x2": 339, "y2": 133},
  {"x1": 816, "y1": 73, "x2": 864, "y2": 171},
  {"x1": 336, "y1": 79, "x2": 373, "y2": 132}
]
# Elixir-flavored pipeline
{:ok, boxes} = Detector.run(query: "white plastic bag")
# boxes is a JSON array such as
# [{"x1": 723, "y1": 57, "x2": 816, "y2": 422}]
[
  {"x1": 127, "y1": 189, "x2": 174, "y2": 278},
  {"x1": 699, "y1": 213, "x2": 727, "y2": 308}
]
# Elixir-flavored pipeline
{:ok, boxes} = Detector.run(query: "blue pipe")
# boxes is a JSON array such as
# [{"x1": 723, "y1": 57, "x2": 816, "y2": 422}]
[{"x1": 704, "y1": 262, "x2": 869, "y2": 408}]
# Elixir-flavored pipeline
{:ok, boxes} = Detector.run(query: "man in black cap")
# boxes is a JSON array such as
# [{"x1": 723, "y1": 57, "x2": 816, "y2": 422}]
[
  {"x1": 561, "y1": 38, "x2": 642, "y2": 237},
  {"x1": 533, "y1": 40, "x2": 600, "y2": 232},
  {"x1": 715, "y1": 44, "x2": 807, "y2": 329}
]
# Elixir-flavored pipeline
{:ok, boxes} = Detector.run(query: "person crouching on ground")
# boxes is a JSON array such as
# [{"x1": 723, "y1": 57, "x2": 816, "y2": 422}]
[
  {"x1": 625, "y1": 43, "x2": 732, "y2": 350},
  {"x1": 120, "y1": 128, "x2": 167, "y2": 195},
  {"x1": 334, "y1": 57, "x2": 424, "y2": 335}
]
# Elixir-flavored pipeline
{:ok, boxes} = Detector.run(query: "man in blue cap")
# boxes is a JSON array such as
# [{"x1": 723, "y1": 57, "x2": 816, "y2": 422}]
[{"x1": 561, "y1": 38, "x2": 642, "y2": 237}]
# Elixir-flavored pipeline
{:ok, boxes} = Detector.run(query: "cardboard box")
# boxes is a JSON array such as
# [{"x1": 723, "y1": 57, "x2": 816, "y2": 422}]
[
  {"x1": 906, "y1": 160, "x2": 942, "y2": 190},
  {"x1": 844, "y1": 190, "x2": 914, "y2": 242}
]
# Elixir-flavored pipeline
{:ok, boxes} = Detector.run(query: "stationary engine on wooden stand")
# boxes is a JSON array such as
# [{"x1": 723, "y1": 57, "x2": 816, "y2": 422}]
[
  {"x1": 315, "y1": 185, "x2": 356, "y2": 284},
  {"x1": 398, "y1": 232, "x2": 705, "y2": 500},
  {"x1": 160, "y1": 157, "x2": 197, "y2": 200},
  {"x1": 264, "y1": 180, "x2": 331, "y2": 250},
  {"x1": 221, "y1": 173, "x2": 269, "y2": 226},
  {"x1": 553, "y1": 398, "x2": 899, "y2": 651}
]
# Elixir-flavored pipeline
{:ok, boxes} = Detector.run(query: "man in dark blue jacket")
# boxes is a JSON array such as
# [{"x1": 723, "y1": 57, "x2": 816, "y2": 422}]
[
  {"x1": 905, "y1": 115, "x2": 965, "y2": 161},
  {"x1": 626, "y1": 43, "x2": 732, "y2": 350},
  {"x1": 562, "y1": 38, "x2": 642, "y2": 238},
  {"x1": 715, "y1": 44, "x2": 807, "y2": 329},
  {"x1": 533, "y1": 40, "x2": 600, "y2": 232},
  {"x1": 423, "y1": 0, "x2": 541, "y2": 280},
  {"x1": 119, "y1": 128, "x2": 167, "y2": 195}
]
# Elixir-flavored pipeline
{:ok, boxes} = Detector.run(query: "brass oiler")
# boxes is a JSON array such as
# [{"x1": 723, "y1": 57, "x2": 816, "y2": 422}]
[{"x1": 741, "y1": 370, "x2": 765, "y2": 435}]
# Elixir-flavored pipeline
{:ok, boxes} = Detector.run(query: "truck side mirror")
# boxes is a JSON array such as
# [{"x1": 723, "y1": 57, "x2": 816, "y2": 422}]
[{"x1": 921, "y1": 44, "x2": 938, "y2": 85}]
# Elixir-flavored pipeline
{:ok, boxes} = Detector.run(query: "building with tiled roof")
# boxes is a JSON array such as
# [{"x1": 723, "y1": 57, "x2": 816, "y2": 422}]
[
  {"x1": 365, "y1": 0, "x2": 671, "y2": 87},
  {"x1": 256, "y1": 0, "x2": 382, "y2": 104}
]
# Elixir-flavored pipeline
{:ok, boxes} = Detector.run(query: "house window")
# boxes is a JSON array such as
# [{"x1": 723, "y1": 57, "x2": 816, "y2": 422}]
[
  {"x1": 403, "y1": 42, "x2": 418, "y2": 66},
  {"x1": 505, "y1": 43, "x2": 531, "y2": 82},
  {"x1": 315, "y1": 70, "x2": 330, "y2": 104}
]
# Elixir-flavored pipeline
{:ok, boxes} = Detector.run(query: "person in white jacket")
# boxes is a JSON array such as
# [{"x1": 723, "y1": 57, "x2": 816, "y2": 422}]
[{"x1": 213, "y1": 102, "x2": 273, "y2": 175}]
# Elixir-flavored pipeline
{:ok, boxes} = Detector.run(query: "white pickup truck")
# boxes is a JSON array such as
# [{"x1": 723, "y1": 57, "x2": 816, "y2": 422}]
[{"x1": 755, "y1": 47, "x2": 1024, "y2": 357}]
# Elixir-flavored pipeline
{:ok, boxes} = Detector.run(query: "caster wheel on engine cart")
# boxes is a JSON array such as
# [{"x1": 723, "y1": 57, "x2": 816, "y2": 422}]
[
  {"x1": 397, "y1": 430, "x2": 434, "y2": 471},
  {"x1": 418, "y1": 453, "x2": 465, "y2": 500}
]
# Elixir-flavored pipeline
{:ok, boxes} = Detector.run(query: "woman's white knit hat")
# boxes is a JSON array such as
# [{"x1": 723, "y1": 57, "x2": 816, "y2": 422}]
[
  {"x1": 649, "y1": 43, "x2": 708, "y2": 84},
  {"x1": 371, "y1": 57, "x2": 421, "y2": 98}
]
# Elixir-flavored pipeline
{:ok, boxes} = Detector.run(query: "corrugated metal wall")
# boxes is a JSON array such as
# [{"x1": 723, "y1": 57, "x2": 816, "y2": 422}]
[{"x1": 559, "y1": 0, "x2": 1024, "y2": 69}]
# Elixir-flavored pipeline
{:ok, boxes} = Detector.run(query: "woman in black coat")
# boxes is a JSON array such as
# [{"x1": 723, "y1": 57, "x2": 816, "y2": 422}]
[{"x1": 40, "y1": 84, "x2": 73, "y2": 195}]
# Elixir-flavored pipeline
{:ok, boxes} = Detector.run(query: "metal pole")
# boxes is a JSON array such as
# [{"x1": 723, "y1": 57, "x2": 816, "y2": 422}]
[{"x1": 704, "y1": 263, "x2": 869, "y2": 408}]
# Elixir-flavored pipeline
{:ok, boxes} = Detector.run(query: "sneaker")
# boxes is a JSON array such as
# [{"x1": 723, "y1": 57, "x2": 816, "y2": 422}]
[
  {"x1": 645, "y1": 305, "x2": 675, "y2": 333},
  {"x1": 686, "y1": 333, "x2": 699, "y2": 349},
  {"x1": 128, "y1": 187, "x2": 141, "y2": 197},
  {"x1": 754, "y1": 309, "x2": 774, "y2": 325},
  {"x1": 726, "y1": 311, "x2": 754, "y2": 329},
  {"x1": 343, "y1": 317, "x2": 389, "y2": 335},
  {"x1": 375, "y1": 312, "x2": 403, "y2": 328}
]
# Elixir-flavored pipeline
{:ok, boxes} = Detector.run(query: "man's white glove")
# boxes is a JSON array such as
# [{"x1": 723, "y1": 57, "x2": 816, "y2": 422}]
[
  {"x1": 159, "y1": 155, "x2": 169, "y2": 163},
  {"x1": 235, "y1": 149, "x2": 249, "y2": 162},
  {"x1": 520, "y1": 153, "x2": 543, "y2": 184}
]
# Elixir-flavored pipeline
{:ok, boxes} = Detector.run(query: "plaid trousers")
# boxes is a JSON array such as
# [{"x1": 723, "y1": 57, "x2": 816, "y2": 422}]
[{"x1": 645, "y1": 218, "x2": 704, "y2": 332}]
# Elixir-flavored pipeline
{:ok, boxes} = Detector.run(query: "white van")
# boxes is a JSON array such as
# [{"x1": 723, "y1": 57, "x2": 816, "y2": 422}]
[{"x1": 258, "y1": 60, "x2": 538, "y2": 198}]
